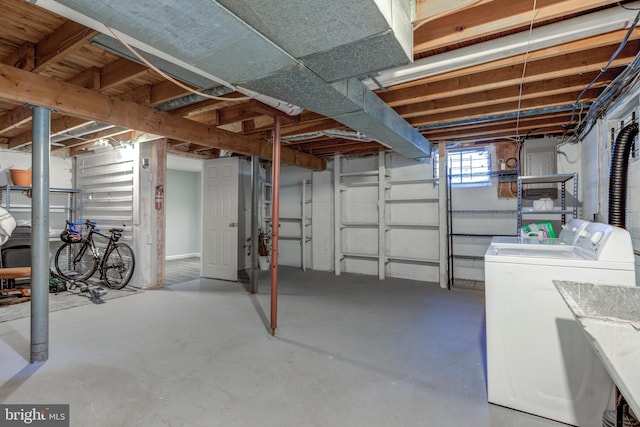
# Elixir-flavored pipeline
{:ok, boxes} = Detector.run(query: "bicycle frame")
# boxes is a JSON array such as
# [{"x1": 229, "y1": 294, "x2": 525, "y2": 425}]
[{"x1": 66, "y1": 221, "x2": 121, "y2": 281}]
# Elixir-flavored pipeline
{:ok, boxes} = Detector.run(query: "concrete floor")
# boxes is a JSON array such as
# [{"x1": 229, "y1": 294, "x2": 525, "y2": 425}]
[{"x1": 0, "y1": 267, "x2": 566, "y2": 427}]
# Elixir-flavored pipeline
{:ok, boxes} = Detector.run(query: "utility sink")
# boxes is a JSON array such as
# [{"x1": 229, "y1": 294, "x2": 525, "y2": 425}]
[
  {"x1": 553, "y1": 280, "x2": 640, "y2": 418},
  {"x1": 554, "y1": 280, "x2": 640, "y2": 330}
]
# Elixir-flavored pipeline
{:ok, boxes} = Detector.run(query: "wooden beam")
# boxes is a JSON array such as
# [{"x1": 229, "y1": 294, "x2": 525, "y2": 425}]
[
  {"x1": 286, "y1": 138, "x2": 345, "y2": 150},
  {"x1": 309, "y1": 141, "x2": 385, "y2": 155},
  {"x1": 413, "y1": 0, "x2": 618, "y2": 54},
  {"x1": 423, "y1": 111, "x2": 572, "y2": 134},
  {"x1": 247, "y1": 100, "x2": 301, "y2": 125},
  {"x1": 2, "y1": 42, "x2": 35, "y2": 70},
  {"x1": 0, "y1": 63, "x2": 325, "y2": 170},
  {"x1": 414, "y1": 0, "x2": 493, "y2": 27},
  {"x1": 382, "y1": 41, "x2": 639, "y2": 107},
  {"x1": 425, "y1": 114, "x2": 572, "y2": 140},
  {"x1": 166, "y1": 146, "x2": 217, "y2": 159},
  {"x1": 35, "y1": 21, "x2": 97, "y2": 70},
  {"x1": 100, "y1": 57, "x2": 152, "y2": 90},
  {"x1": 57, "y1": 127, "x2": 131, "y2": 149},
  {"x1": 67, "y1": 67, "x2": 101, "y2": 90},
  {"x1": 407, "y1": 89, "x2": 600, "y2": 127},
  {"x1": 216, "y1": 102, "x2": 264, "y2": 126},
  {"x1": 429, "y1": 125, "x2": 563, "y2": 144},
  {"x1": 8, "y1": 116, "x2": 90, "y2": 148},
  {"x1": 0, "y1": 107, "x2": 33, "y2": 134},
  {"x1": 249, "y1": 118, "x2": 344, "y2": 137},
  {"x1": 394, "y1": 69, "x2": 617, "y2": 118}
]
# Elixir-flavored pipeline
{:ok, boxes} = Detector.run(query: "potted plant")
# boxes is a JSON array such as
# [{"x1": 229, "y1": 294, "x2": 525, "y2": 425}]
[{"x1": 258, "y1": 228, "x2": 271, "y2": 270}]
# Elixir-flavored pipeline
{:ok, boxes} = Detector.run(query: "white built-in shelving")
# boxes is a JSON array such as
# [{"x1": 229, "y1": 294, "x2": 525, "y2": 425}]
[
  {"x1": 334, "y1": 152, "x2": 387, "y2": 278},
  {"x1": 334, "y1": 153, "x2": 448, "y2": 286},
  {"x1": 262, "y1": 177, "x2": 312, "y2": 271}
]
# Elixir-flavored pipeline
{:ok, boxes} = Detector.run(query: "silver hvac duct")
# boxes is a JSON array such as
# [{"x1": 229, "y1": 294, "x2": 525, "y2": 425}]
[{"x1": 36, "y1": 0, "x2": 431, "y2": 158}]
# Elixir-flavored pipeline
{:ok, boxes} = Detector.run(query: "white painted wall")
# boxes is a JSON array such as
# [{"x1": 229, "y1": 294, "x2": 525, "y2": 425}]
[
  {"x1": 166, "y1": 154, "x2": 203, "y2": 264},
  {"x1": 166, "y1": 169, "x2": 201, "y2": 259}
]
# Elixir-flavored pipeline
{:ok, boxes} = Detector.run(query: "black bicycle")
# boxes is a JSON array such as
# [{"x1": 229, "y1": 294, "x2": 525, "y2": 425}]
[{"x1": 54, "y1": 220, "x2": 135, "y2": 289}]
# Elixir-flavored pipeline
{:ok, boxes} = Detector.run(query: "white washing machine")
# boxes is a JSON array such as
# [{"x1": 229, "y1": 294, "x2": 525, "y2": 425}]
[{"x1": 484, "y1": 221, "x2": 636, "y2": 427}]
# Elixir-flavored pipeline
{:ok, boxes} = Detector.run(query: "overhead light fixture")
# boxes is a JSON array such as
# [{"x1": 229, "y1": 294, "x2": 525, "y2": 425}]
[{"x1": 364, "y1": 2, "x2": 640, "y2": 89}]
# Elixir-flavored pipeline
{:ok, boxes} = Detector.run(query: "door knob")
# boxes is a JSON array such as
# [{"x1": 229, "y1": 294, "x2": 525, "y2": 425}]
[{"x1": 229, "y1": 222, "x2": 239, "y2": 227}]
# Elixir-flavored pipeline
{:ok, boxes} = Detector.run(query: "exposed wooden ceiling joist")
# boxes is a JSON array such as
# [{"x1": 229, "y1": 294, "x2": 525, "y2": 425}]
[{"x1": 0, "y1": 63, "x2": 325, "y2": 170}]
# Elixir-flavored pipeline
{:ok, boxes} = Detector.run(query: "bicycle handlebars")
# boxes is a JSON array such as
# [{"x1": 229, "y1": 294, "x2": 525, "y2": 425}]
[{"x1": 66, "y1": 219, "x2": 98, "y2": 233}]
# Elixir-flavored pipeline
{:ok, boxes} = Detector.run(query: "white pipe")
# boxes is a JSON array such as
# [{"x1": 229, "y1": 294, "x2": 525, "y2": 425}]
[{"x1": 364, "y1": 2, "x2": 640, "y2": 89}]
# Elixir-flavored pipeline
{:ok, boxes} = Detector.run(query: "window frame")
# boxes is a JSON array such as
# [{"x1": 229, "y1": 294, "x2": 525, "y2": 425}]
[{"x1": 434, "y1": 146, "x2": 493, "y2": 187}]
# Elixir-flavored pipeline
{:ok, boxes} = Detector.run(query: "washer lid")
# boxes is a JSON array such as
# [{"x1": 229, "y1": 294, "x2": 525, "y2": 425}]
[{"x1": 484, "y1": 245, "x2": 634, "y2": 270}]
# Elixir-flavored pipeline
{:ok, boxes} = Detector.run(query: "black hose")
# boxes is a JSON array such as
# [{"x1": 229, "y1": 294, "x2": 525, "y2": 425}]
[{"x1": 608, "y1": 122, "x2": 639, "y2": 228}]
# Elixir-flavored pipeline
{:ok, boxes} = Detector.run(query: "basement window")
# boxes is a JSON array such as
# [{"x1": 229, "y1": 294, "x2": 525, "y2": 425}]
[{"x1": 434, "y1": 147, "x2": 492, "y2": 186}]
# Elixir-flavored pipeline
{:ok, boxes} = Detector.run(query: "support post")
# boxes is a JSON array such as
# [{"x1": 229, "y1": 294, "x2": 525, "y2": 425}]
[
  {"x1": 438, "y1": 143, "x2": 449, "y2": 289},
  {"x1": 378, "y1": 151, "x2": 386, "y2": 280},
  {"x1": 333, "y1": 155, "x2": 341, "y2": 275},
  {"x1": 30, "y1": 106, "x2": 50, "y2": 363},
  {"x1": 250, "y1": 155, "x2": 259, "y2": 294},
  {"x1": 155, "y1": 139, "x2": 167, "y2": 288},
  {"x1": 270, "y1": 116, "x2": 282, "y2": 336},
  {"x1": 301, "y1": 179, "x2": 307, "y2": 272}
]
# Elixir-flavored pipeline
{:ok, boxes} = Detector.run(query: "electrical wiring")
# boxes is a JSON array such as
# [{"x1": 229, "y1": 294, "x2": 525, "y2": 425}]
[
  {"x1": 571, "y1": 50, "x2": 640, "y2": 141},
  {"x1": 619, "y1": 1, "x2": 640, "y2": 11},
  {"x1": 105, "y1": 25, "x2": 253, "y2": 102},
  {"x1": 515, "y1": 0, "x2": 538, "y2": 141},
  {"x1": 566, "y1": 6, "x2": 640, "y2": 127},
  {"x1": 556, "y1": 145, "x2": 581, "y2": 164}
]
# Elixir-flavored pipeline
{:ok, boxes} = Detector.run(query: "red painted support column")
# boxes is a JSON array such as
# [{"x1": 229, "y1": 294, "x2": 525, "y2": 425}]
[{"x1": 270, "y1": 115, "x2": 281, "y2": 336}]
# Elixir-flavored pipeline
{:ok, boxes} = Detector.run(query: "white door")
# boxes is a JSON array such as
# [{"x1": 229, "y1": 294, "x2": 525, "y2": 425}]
[{"x1": 202, "y1": 157, "x2": 239, "y2": 281}]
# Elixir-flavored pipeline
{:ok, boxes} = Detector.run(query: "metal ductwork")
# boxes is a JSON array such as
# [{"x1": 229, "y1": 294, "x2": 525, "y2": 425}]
[{"x1": 37, "y1": 0, "x2": 431, "y2": 158}]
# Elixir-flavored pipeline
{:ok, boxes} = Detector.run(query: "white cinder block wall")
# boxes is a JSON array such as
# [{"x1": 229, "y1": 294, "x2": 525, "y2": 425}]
[
  {"x1": 0, "y1": 149, "x2": 73, "y2": 230},
  {"x1": 0, "y1": 150, "x2": 73, "y2": 188},
  {"x1": 277, "y1": 143, "x2": 586, "y2": 285},
  {"x1": 582, "y1": 82, "x2": 640, "y2": 283}
]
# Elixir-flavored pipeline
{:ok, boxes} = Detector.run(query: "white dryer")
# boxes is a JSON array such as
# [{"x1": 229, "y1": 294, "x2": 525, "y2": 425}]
[{"x1": 484, "y1": 221, "x2": 636, "y2": 427}]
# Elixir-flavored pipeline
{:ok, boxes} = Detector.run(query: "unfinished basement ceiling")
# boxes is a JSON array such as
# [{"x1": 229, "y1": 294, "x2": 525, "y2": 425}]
[{"x1": 0, "y1": 0, "x2": 638, "y2": 166}]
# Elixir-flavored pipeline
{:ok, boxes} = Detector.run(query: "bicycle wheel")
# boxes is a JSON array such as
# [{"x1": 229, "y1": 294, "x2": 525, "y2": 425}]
[
  {"x1": 54, "y1": 242, "x2": 97, "y2": 281},
  {"x1": 103, "y1": 243, "x2": 135, "y2": 289}
]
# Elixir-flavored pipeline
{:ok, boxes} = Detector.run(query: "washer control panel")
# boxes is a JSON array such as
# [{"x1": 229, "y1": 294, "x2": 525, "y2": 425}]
[
  {"x1": 574, "y1": 222, "x2": 633, "y2": 262},
  {"x1": 557, "y1": 219, "x2": 589, "y2": 245}
]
